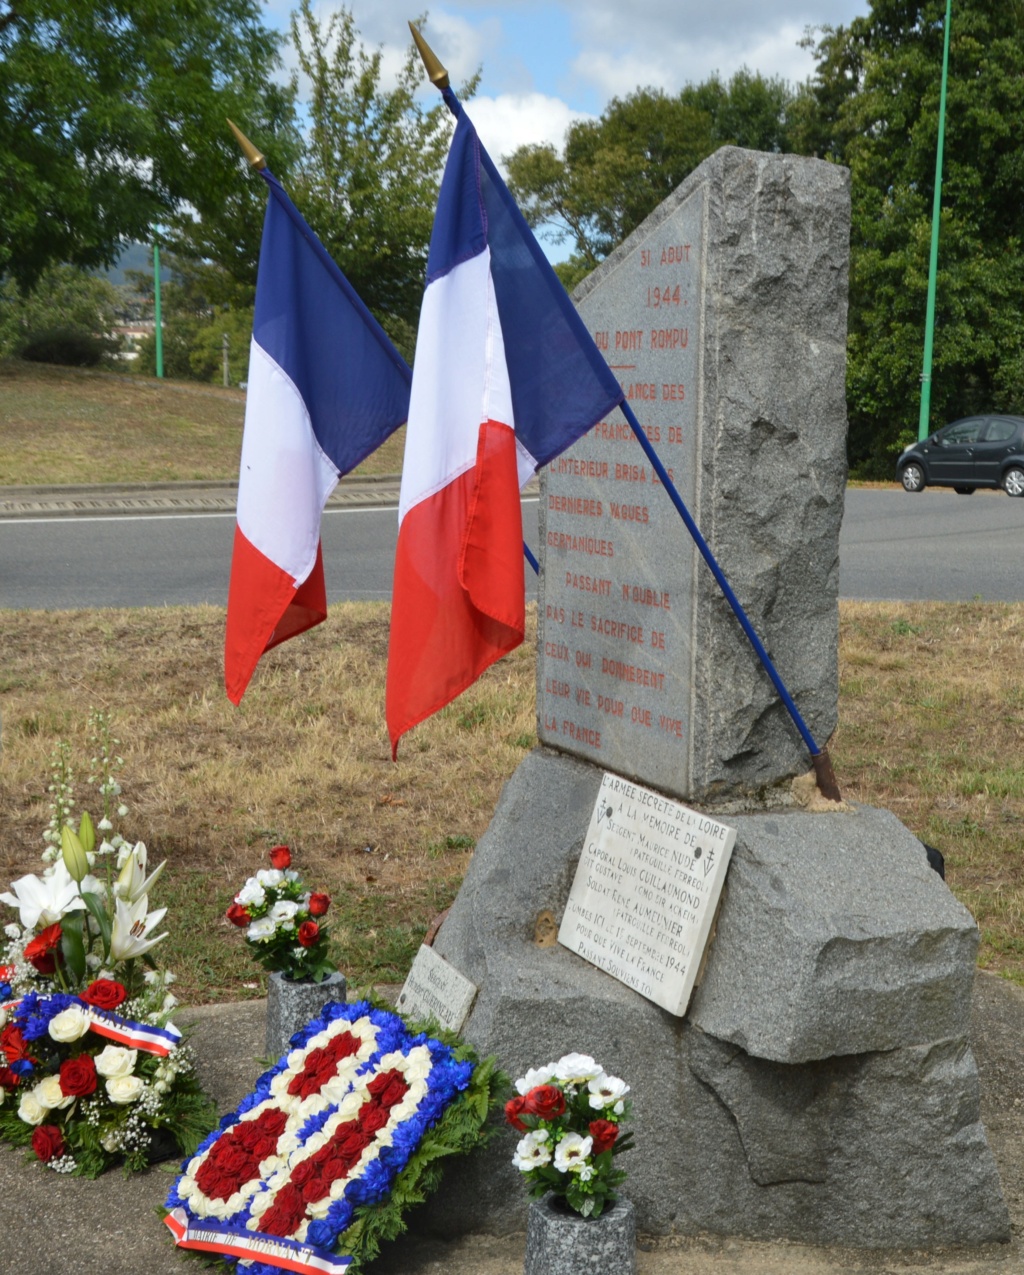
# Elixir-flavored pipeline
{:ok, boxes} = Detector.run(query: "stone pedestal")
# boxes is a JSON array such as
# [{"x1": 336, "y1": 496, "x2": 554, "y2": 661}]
[
  {"x1": 265, "y1": 970, "x2": 346, "y2": 1061},
  {"x1": 420, "y1": 750, "x2": 1009, "y2": 1249},
  {"x1": 524, "y1": 1195, "x2": 636, "y2": 1275}
]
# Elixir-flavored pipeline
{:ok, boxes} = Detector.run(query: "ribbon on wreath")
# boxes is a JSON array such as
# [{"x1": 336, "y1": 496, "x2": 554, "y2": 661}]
[{"x1": 163, "y1": 1208, "x2": 352, "y2": 1273}]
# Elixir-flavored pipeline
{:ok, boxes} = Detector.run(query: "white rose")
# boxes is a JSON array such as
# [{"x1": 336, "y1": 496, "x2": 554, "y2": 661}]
[
  {"x1": 18, "y1": 1091, "x2": 47, "y2": 1125},
  {"x1": 515, "y1": 1065, "x2": 557, "y2": 1095},
  {"x1": 236, "y1": 880, "x2": 266, "y2": 908},
  {"x1": 47, "y1": 1005, "x2": 91, "y2": 1042},
  {"x1": 553, "y1": 1053, "x2": 601, "y2": 1084},
  {"x1": 106, "y1": 1074, "x2": 145, "y2": 1104},
  {"x1": 255, "y1": 869, "x2": 284, "y2": 888},
  {"x1": 94, "y1": 1045, "x2": 138, "y2": 1078},
  {"x1": 35, "y1": 1074, "x2": 74, "y2": 1110}
]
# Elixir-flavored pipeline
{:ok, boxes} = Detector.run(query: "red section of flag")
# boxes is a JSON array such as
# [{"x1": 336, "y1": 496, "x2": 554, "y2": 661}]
[
  {"x1": 386, "y1": 421, "x2": 524, "y2": 757},
  {"x1": 225, "y1": 527, "x2": 327, "y2": 706}
]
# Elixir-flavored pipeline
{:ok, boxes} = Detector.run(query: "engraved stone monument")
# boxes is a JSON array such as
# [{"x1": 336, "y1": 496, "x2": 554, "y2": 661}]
[{"x1": 416, "y1": 148, "x2": 1009, "y2": 1249}]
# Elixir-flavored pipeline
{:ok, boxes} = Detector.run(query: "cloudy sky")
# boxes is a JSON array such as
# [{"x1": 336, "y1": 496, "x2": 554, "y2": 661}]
[{"x1": 262, "y1": 1, "x2": 870, "y2": 163}]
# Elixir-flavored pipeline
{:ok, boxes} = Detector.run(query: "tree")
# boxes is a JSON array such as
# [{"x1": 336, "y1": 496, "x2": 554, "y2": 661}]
[
  {"x1": 505, "y1": 72, "x2": 795, "y2": 270},
  {"x1": 0, "y1": 0, "x2": 295, "y2": 291},
  {"x1": 281, "y1": 2, "x2": 472, "y2": 354},
  {"x1": 804, "y1": 0, "x2": 1024, "y2": 474}
]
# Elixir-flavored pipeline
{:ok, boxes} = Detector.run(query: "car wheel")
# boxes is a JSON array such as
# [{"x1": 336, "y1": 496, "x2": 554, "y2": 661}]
[
  {"x1": 901, "y1": 462, "x2": 926, "y2": 493},
  {"x1": 1002, "y1": 467, "x2": 1024, "y2": 497},
  {"x1": 953, "y1": 485, "x2": 976, "y2": 494}
]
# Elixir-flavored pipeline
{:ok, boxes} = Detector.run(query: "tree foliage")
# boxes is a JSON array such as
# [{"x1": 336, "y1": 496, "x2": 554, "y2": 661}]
[
  {"x1": 0, "y1": 265, "x2": 120, "y2": 364},
  {"x1": 0, "y1": 0, "x2": 295, "y2": 291},
  {"x1": 801, "y1": 0, "x2": 1024, "y2": 473},
  {"x1": 505, "y1": 71, "x2": 795, "y2": 268}
]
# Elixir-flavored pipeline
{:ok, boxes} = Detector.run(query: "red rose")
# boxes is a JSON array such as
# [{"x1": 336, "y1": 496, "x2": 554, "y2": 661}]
[
  {"x1": 79, "y1": 978, "x2": 126, "y2": 1011},
  {"x1": 226, "y1": 902, "x2": 251, "y2": 927},
  {"x1": 333, "y1": 1124, "x2": 368, "y2": 1160},
  {"x1": 59, "y1": 1054, "x2": 97, "y2": 1098},
  {"x1": 269, "y1": 845, "x2": 292, "y2": 870},
  {"x1": 0, "y1": 1067, "x2": 20, "y2": 1093},
  {"x1": 588, "y1": 1119, "x2": 619, "y2": 1154},
  {"x1": 523, "y1": 1084, "x2": 566, "y2": 1121},
  {"x1": 297, "y1": 921, "x2": 320, "y2": 948},
  {"x1": 358, "y1": 1103, "x2": 391, "y2": 1135},
  {"x1": 308, "y1": 892, "x2": 330, "y2": 917},
  {"x1": 32, "y1": 1125, "x2": 65, "y2": 1163},
  {"x1": 505, "y1": 1095, "x2": 529, "y2": 1131},
  {"x1": 24, "y1": 923, "x2": 62, "y2": 974}
]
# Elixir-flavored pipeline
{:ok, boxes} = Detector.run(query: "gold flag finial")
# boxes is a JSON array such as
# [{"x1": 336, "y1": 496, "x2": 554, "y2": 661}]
[
  {"x1": 408, "y1": 22, "x2": 450, "y2": 90},
  {"x1": 227, "y1": 119, "x2": 267, "y2": 171}
]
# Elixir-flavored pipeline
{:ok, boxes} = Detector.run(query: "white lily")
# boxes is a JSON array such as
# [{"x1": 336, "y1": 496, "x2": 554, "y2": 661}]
[
  {"x1": 110, "y1": 894, "x2": 169, "y2": 960},
  {"x1": 114, "y1": 842, "x2": 166, "y2": 903},
  {"x1": 0, "y1": 862, "x2": 86, "y2": 929}
]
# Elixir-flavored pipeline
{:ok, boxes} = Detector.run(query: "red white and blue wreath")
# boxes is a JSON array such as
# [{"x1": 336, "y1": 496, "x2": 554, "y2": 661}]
[{"x1": 164, "y1": 999, "x2": 498, "y2": 1274}]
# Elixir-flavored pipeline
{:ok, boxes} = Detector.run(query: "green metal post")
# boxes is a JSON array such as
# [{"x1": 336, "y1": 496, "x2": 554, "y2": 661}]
[
  {"x1": 918, "y1": 0, "x2": 953, "y2": 440},
  {"x1": 153, "y1": 233, "x2": 164, "y2": 379}
]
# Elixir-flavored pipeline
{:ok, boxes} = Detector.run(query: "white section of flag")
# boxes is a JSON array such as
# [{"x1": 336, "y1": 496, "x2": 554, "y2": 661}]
[{"x1": 236, "y1": 339, "x2": 339, "y2": 583}]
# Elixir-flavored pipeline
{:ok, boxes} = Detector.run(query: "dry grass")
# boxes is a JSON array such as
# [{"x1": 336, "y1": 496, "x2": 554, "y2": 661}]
[
  {"x1": 0, "y1": 603, "x2": 536, "y2": 1000},
  {"x1": 2, "y1": 599, "x2": 1022, "y2": 1003},
  {"x1": 0, "y1": 360, "x2": 406, "y2": 485}
]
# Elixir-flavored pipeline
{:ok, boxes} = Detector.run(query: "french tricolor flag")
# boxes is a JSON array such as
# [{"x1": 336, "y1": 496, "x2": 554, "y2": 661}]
[
  {"x1": 225, "y1": 170, "x2": 411, "y2": 705},
  {"x1": 386, "y1": 101, "x2": 623, "y2": 756}
]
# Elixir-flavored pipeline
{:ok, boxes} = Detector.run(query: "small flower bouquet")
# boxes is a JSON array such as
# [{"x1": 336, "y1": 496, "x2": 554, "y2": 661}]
[
  {"x1": 505, "y1": 1052, "x2": 633, "y2": 1218},
  {"x1": 226, "y1": 846, "x2": 335, "y2": 984},
  {"x1": 0, "y1": 716, "x2": 215, "y2": 1176},
  {"x1": 164, "y1": 1000, "x2": 501, "y2": 1272}
]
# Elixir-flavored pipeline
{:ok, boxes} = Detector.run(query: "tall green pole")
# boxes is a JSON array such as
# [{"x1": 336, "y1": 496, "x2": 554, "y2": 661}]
[
  {"x1": 918, "y1": 0, "x2": 953, "y2": 440},
  {"x1": 153, "y1": 231, "x2": 164, "y2": 379}
]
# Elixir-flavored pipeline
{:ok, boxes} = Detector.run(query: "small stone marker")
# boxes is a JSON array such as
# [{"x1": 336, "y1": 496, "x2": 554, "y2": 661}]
[
  {"x1": 558, "y1": 771, "x2": 735, "y2": 1016},
  {"x1": 397, "y1": 944, "x2": 477, "y2": 1032}
]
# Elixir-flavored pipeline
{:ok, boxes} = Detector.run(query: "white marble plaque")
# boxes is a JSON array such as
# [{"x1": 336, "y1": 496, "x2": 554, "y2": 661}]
[
  {"x1": 396, "y1": 944, "x2": 477, "y2": 1032},
  {"x1": 558, "y1": 771, "x2": 736, "y2": 1016}
]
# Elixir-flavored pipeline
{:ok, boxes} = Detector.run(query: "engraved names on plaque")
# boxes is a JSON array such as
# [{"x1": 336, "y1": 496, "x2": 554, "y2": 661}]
[
  {"x1": 396, "y1": 944, "x2": 477, "y2": 1032},
  {"x1": 558, "y1": 771, "x2": 736, "y2": 1017},
  {"x1": 538, "y1": 184, "x2": 704, "y2": 796}
]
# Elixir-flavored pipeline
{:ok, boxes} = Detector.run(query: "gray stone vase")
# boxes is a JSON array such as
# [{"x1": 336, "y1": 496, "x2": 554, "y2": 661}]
[
  {"x1": 265, "y1": 970, "x2": 346, "y2": 1061},
  {"x1": 524, "y1": 1194, "x2": 636, "y2": 1275}
]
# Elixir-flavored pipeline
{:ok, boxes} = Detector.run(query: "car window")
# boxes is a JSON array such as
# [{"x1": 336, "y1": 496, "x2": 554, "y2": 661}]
[
  {"x1": 939, "y1": 419, "x2": 982, "y2": 445},
  {"x1": 982, "y1": 419, "x2": 1019, "y2": 443}
]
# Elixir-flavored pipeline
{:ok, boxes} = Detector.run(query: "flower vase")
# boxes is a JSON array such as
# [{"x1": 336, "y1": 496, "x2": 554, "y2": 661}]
[
  {"x1": 523, "y1": 1193, "x2": 636, "y2": 1275},
  {"x1": 265, "y1": 969, "x2": 347, "y2": 1061}
]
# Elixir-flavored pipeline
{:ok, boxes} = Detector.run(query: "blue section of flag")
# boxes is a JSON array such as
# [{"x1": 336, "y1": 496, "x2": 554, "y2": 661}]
[
  {"x1": 253, "y1": 170, "x2": 411, "y2": 475},
  {"x1": 426, "y1": 110, "x2": 624, "y2": 470}
]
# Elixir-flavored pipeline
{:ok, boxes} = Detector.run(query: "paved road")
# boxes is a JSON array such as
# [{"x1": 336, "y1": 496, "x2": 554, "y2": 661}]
[{"x1": 2, "y1": 487, "x2": 1023, "y2": 610}]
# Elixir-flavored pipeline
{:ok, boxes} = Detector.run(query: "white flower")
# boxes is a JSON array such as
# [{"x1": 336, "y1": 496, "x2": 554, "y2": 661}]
[
  {"x1": 236, "y1": 881, "x2": 266, "y2": 909},
  {"x1": 587, "y1": 1073, "x2": 630, "y2": 1109},
  {"x1": 35, "y1": 1075, "x2": 74, "y2": 1110},
  {"x1": 269, "y1": 900, "x2": 299, "y2": 924},
  {"x1": 613, "y1": 1100, "x2": 625, "y2": 1116},
  {"x1": 4, "y1": 923, "x2": 21, "y2": 940},
  {"x1": 110, "y1": 895, "x2": 169, "y2": 959},
  {"x1": 114, "y1": 842, "x2": 165, "y2": 902},
  {"x1": 162, "y1": 992, "x2": 179, "y2": 1012},
  {"x1": 117, "y1": 804, "x2": 129, "y2": 817},
  {"x1": 48, "y1": 1005, "x2": 91, "y2": 1042},
  {"x1": 246, "y1": 917, "x2": 277, "y2": 942},
  {"x1": 0, "y1": 862, "x2": 86, "y2": 929},
  {"x1": 100, "y1": 1131, "x2": 121, "y2": 1152},
  {"x1": 97, "y1": 818, "x2": 114, "y2": 833},
  {"x1": 512, "y1": 1129, "x2": 552, "y2": 1171},
  {"x1": 515, "y1": 1065, "x2": 557, "y2": 1095},
  {"x1": 18, "y1": 1091, "x2": 47, "y2": 1125},
  {"x1": 106, "y1": 1074, "x2": 145, "y2": 1104},
  {"x1": 553, "y1": 1053, "x2": 602, "y2": 1084},
  {"x1": 553, "y1": 1132, "x2": 593, "y2": 1173},
  {"x1": 94, "y1": 1045, "x2": 138, "y2": 1078},
  {"x1": 579, "y1": 1163, "x2": 594, "y2": 1182},
  {"x1": 255, "y1": 868, "x2": 285, "y2": 888}
]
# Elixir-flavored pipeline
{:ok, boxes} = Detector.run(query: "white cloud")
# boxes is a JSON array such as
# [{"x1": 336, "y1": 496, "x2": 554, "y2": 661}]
[{"x1": 465, "y1": 93, "x2": 593, "y2": 169}]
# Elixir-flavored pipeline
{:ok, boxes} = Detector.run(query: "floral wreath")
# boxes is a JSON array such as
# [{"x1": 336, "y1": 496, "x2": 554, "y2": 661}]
[{"x1": 165, "y1": 1000, "x2": 499, "y2": 1273}]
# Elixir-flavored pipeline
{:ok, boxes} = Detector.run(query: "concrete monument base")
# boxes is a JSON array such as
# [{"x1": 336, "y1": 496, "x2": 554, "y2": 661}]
[{"x1": 422, "y1": 749, "x2": 1009, "y2": 1249}]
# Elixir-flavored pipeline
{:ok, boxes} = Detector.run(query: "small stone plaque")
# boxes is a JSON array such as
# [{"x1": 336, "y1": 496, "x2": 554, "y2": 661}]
[
  {"x1": 558, "y1": 771, "x2": 736, "y2": 1016},
  {"x1": 397, "y1": 944, "x2": 477, "y2": 1032}
]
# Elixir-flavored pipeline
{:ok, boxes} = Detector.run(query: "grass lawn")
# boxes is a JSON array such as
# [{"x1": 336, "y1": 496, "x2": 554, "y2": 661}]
[
  {"x1": 0, "y1": 359, "x2": 406, "y2": 485},
  {"x1": 1, "y1": 600, "x2": 1022, "y2": 1004}
]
